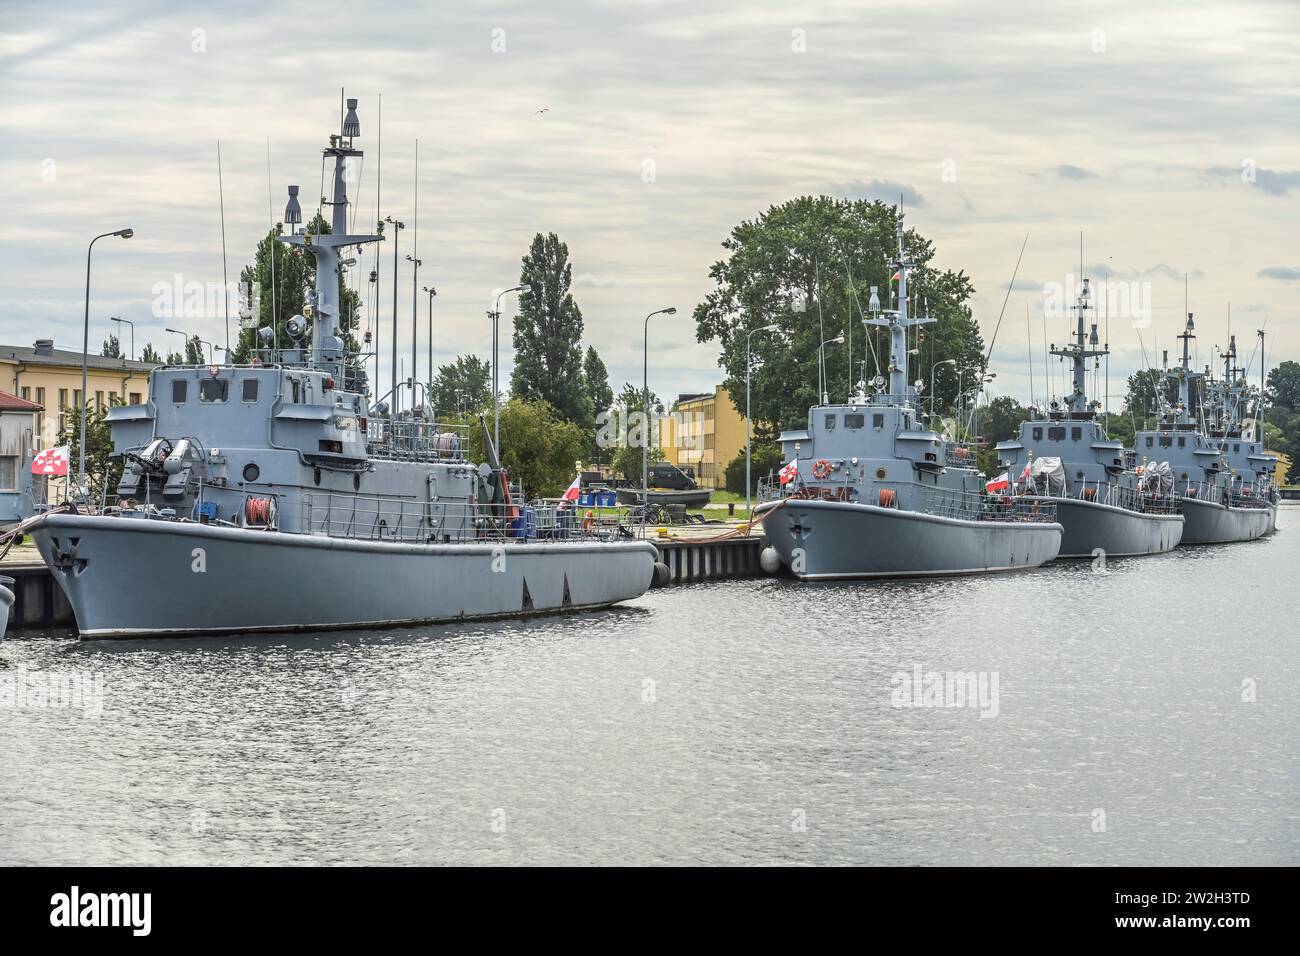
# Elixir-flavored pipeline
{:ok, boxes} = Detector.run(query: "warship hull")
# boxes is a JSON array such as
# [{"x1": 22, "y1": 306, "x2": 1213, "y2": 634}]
[
  {"x1": 29, "y1": 513, "x2": 658, "y2": 639},
  {"x1": 754, "y1": 499, "x2": 1062, "y2": 580},
  {"x1": 0, "y1": 575, "x2": 12, "y2": 641},
  {"x1": 1022, "y1": 496, "x2": 1184, "y2": 558},
  {"x1": 1178, "y1": 498, "x2": 1274, "y2": 544}
]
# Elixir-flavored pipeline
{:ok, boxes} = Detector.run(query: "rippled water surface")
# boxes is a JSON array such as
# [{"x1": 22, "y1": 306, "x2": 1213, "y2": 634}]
[{"x1": 2, "y1": 508, "x2": 1298, "y2": 865}]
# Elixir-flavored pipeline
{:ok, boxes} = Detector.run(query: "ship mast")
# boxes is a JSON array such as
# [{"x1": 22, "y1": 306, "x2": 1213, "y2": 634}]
[
  {"x1": 279, "y1": 98, "x2": 384, "y2": 385},
  {"x1": 863, "y1": 215, "x2": 934, "y2": 406},
  {"x1": 1166, "y1": 312, "x2": 1202, "y2": 426},
  {"x1": 1048, "y1": 278, "x2": 1106, "y2": 417}
]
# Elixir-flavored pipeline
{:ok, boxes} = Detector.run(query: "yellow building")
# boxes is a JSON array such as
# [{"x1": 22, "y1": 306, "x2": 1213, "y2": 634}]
[
  {"x1": 1, "y1": 338, "x2": 155, "y2": 449},
  {"x1": 660, "y1": 385, "x2": 752, "y2": 489}
]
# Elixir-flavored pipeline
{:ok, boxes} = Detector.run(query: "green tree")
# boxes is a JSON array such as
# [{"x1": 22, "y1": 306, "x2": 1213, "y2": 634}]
[
  {"x1": 582, "y1": 345, "x2": 614, "y2": 464},
  {"x1": 57, "y1": 402, "x2": 121, "y2": 502},
  {"x1": 694, "y1": 196, "x2": 983, "y2": 439},
  {"x1": 141, "y1": 343, "x2": 162, "y2": 364},
  {"x1": 185, "y1": 335, "x2": 206, "y2": 365},
  {"x1": 165, "y1": 351, "x2": 184, "y2": 366},
  {"x1": 1266, "y1": 360, "x2": 1300, "y2": 411},
  {"x1": 979, "y1": 395, "x2": 1029, "y2": 444},
  {"x1": 608, "y1": 382, "x2": 664, "y2": 480},
  {"x1": 723, "y1": 443, "x2": 782, "y2": 495},
  {"x1": 101, "y1": 334, "x2": 121, "y2": 358},
  {"x1": 466, "y1": 398, "x2": 587, "y2": 498},
  {"x1": 431, "y1": 355, "x2": 491, "y2": 419},
  {"x1": 510, "y1": 233, "x2": 590, "y2": 424}
]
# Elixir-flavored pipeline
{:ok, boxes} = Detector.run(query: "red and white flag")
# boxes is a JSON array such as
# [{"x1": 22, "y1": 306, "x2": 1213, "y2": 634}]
[
  {"x1": 561, "y1": 474, "x2": 581, "y2": 502},
  {"x1": 779, "y1": 459, "x2": 799, "y2": 485},
  {"x1": 31, "y1": 445, "x2": 70, "y2": 477},
  {"x1": 985, "y1": 472, "x2": 1009, "y2": 493}
]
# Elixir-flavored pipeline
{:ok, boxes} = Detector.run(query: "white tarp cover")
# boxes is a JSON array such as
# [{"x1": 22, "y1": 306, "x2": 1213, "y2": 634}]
[
  {"x1": 1139, "y1": 459, "x2": 1173, "y2": 494},
  {"x1": 1029, "y1": 456, "x2": 1065, "y2": 495}
]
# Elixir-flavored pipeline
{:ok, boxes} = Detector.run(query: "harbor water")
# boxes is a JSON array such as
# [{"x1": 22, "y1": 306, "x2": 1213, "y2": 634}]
[{"x1": 1, "y1": 508, "x2": 1296, "y2": 866}]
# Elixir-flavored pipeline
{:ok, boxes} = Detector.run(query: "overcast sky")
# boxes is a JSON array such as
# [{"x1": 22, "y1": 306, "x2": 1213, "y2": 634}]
[{"x1": 2, "y1": 0, "x2": 1298, "y2": 410}]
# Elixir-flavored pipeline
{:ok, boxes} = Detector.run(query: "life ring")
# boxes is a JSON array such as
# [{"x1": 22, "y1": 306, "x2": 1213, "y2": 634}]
[{"x1": 812, "y1": 459, "x2": 833, "y2": 480}]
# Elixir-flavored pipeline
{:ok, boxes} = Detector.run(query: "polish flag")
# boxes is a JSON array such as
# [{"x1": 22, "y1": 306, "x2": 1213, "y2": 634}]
[
  {"x1": 779, "y1": 460, "x2": 799, "y2": 485},
  {"x1": 985, "y1": 472, "x2": 1009, "y2": 493},
  {"x1": 31, "y1": 445, "x2": 70, "y2": 476},
  {"x1": 561, "y1": 474, "x2": 581, "y2": 502}
]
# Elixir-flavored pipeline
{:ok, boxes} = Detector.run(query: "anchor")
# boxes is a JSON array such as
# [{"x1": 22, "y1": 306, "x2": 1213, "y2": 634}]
[{"x1": 50, "y1": 536, "x2": 88, "y2": 575}]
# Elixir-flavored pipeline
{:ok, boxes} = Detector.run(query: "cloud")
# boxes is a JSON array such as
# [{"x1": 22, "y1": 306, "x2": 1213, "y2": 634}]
[
  {"x1": 1056, "y1": 164, "x2": 1096, "y2": 180},
  {"x1": 1206, "y1": 165, "x2": 1300, "y2": 196},
  {"x1": 573, "y1": 272, "x2": 616, "y2": 288},
  {"x1": 1257, "y1": 267, "x2": 1300, "y2": 281},
  {"x1": 832, "y1": 180, "x2": 925, "y2": 208}
]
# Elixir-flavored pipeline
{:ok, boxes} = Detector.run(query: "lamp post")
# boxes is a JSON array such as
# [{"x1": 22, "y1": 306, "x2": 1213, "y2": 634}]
[
  {"x1": 79, "y1": 228, "x2": 133, "y2": 499},
  {"x1": 165, "y1": 328, "x2": 214, "y2": 364},
  {"x1": 819, "y1": 333, "x2": 844, "y2": 404},
  {"x1": 406, "y1": 253, "x2": 421, "y2": 409},
  {"x1": 384, "y1": 216, "x2": 405, "y2": 415},
  {"x1": 642, "y1": 307, "x2": 677, "y2": 522},
  {"x1": 931, "y1": 358, "x2": 956, "y2": 422},
  {"x1": 746, "y1": 323, "x2": 779, "y2": 519},
  {"x1": 423, "y1": 285, "x2": 436, "y2": 398},
  {"x1": 489, "y1": 284, "x2": 530, "y2": 454},
  {"x1": 109, "y1": 316, "x2": 134, "y2": 361}
]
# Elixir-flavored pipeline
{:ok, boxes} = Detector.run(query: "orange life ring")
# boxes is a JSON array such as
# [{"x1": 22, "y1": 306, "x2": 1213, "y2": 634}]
[{"x1": 812, "y1": 459, "x2": 833, "y2": 480}]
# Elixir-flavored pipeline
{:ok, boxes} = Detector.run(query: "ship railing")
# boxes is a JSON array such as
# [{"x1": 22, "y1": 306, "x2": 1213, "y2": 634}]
[
  {"x1": 916, "y1": 483, "x2": 1057, "y2": 524},
  {"x1": 299, "y1": 491, "x2": 636, "y2": 544},
  {"x1": 364, "y1": 417, "x2": 473, "y2": 462}
]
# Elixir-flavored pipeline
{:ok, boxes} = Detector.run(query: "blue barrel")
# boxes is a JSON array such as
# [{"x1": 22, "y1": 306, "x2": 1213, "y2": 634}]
[
  {"x1": 511, "y1": 506, "x2": 536, "y2": 539},
  {"x1": 596, "y1": 490, "x2": 617, "y2": 508},
  {"x1": 578, "y1": 492, "x2": 595, "y2": 507}
]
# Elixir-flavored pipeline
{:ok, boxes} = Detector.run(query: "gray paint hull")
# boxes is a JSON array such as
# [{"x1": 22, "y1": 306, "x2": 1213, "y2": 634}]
[
  {"x1": 1179, "y1": 498, "x2": 1274, "y2": 544},
  {"x1": 1023, "y1": 496, "x2": 1184, "y2": 558},
  {"x1": 755, "y1": 499, "x2": 1062, "y2": 580},
  {"x1": 0, "y1": 578, "x2": 12, "y2": 641},
  {"x1": 29, "y1": 514, "x2": 657, "y2": 639}
]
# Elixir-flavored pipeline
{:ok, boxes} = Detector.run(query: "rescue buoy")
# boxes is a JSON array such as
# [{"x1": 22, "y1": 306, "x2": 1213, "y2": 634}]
[{"x1": 812, "y1": 459, "x2": 833, "y2": 479}]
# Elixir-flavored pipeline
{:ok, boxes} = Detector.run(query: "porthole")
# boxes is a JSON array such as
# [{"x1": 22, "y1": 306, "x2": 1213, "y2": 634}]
[
  {"x1": 875, "y1": 467, "x2": 887, "y2": 480},
  {"x1": 242, "y1": 463, "x2": 260, "y2": 483},
  {"x1": 313, "y1": 467, "x2": 322, "y2": 486},
  {"x1": 353, "y1": 473, "x2": 361, "y2": 492}
]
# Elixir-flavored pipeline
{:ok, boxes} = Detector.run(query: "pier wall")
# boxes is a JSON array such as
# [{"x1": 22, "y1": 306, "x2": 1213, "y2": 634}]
[{"x1": 651, "y1": 536, "x2": 764, "y2": 587}]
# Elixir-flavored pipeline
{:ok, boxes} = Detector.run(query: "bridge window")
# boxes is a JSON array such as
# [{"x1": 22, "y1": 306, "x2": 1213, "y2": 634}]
[
  {"x1": 242, "y1": 379, "x2": 259, "y2": 403},
  {"x1": 1234, "y1": 443, "x2": 1240, "y2": 453},
  {"x1": 844, "y1": 413, "x2": 865, "y2": 429},
  {"x1": 872, "y1": 414, "x2": 884, "y2": 429},
  {"x1": 1177, "y1": 437, "x2": 1185, "y2": 447},
  {"x1": 1032, "y1": 427, "x2": 1042, "y2": 441},
  {"x1": 1048, "y1": 426, "x2": 1065, "y2": 440},
  {"x1": 1159, "y1": 435, "x2": 1172, "y2": 447},
  {"x1": 171, "y1": 380, "x2": 187, "y2": 403},
  {"x1": 823, "y1": 414, "x2": 836, "y2": 431},
  {"x1": 1071, "y1": 427, "x2": 1082, "y2": 441},
  {"x1": 199, "y1": 378, "x2": 229, "y2": 403}
]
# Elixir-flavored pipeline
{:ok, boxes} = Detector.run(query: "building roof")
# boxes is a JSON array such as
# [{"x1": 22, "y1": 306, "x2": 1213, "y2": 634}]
[
  {"x1": 0, "y1": 340, "x2": 157, "y2": 373},
  {"x1": 0, "y1": 389, "x2": 43, "y2": 411}
]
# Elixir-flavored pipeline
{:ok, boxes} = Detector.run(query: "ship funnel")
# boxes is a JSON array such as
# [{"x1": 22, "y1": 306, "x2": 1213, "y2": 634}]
[
  {"x1": 343, "y1": 98, "x2": 360, "y2": 138},
  {"x1": 284, "y1": 185, "x2": 302, "y2": 226}
]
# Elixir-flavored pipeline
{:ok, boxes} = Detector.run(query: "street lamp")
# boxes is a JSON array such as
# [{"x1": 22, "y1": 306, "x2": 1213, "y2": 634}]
[
  {"x1": 642, "y1": 307, "x2": 677, "y2": 522},
  {"x1": 746, "y1": 323, "x2": 779, "y2": 520},
  {"x1": 384, "y1": 216, "x2": 405, "y2": 415},
  {"x1": 80, "y1": 228, "x2": 133, "y2": 500},
  {"x1": 109, "y1": 316, "x2": 134, "y2": 361},
  {"x1": 489, "y1": 284, "x2": 530, "y2": 453},
  {"x1": 819, "y1": 333, "x2": 844, "y2": 404},
  {"x1": 423, "y1": 285, "x2": 436, "y2": 398},
  {"x1": 165, "y1": 328, "x2": 214, "y2": 364},
  {"x1": 931, "y1": 358, "x2": 957, "y2": 422},
  {"x1": 406, "y1": 253, "x2": 421, "y2": 409}
]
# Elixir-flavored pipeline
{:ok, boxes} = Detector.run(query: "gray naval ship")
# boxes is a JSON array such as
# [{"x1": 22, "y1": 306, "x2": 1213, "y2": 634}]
[
  {"x1": 1131, "y1": 315, "x2": 1276, "y2": 544},
  {"x1": 994, "y1": 278, "x2": 1184, "y2": 557},
  {"x1": 26, "y1": 98, "x2": 658, "y2": 638},
  {"x1": 752, "y1": 216, "x2": 1063, "y2": 579}
]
